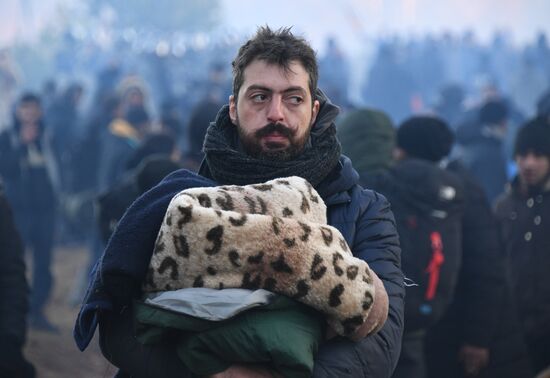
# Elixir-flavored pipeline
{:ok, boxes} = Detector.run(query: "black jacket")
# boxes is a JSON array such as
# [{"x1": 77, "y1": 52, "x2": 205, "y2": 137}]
[
  {"x1": 495, "y1": 175, "x2": 550, "y2": 342},
  {"x1": 0, "y1": 129, "x2": 57, "y2": 216},
  {"x1": 361, "y1": 158, "x2": 464, "y2": 332},
  {"x1": 425, "y1": 161, "x2": 532, "y2": 378}
]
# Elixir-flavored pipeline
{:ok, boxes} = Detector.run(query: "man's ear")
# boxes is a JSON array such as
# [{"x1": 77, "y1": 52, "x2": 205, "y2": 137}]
[
  {"x1": 229, "y1": 95, "x2": 237, "y2": 124},
  {"x1": 310, "y1": 100, "x2": 320, "y2": 126}
]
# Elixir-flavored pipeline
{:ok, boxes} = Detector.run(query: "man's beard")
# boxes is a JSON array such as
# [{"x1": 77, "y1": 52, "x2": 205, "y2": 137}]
[{"x1": 237, "y1": 121, "x2": 310, "y2": 162}]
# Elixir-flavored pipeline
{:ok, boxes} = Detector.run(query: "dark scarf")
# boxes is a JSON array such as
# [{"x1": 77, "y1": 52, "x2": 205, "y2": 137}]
[{"x1": 201, "y1": 92, "x2": 342, "y2": 187}]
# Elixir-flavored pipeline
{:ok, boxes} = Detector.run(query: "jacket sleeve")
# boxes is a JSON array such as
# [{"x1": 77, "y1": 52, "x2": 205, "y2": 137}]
[
  {"x1": 314, "y1": 189, "x2": 404, "y2": 378},
  {"x1": 0, "y1": 193, "x2": 30, "y2": 348}
]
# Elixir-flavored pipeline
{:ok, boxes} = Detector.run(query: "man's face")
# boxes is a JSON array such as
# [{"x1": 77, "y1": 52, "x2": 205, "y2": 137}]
[
  {"x1": 516, "y1": 152, "x2": 550, "y2": 187},
  {"x1": 229, "y1": 59, "x2": 320, "y2": 161},
  {"x1": 16, "y1": 101, "x2": 42, "y2": 125}
]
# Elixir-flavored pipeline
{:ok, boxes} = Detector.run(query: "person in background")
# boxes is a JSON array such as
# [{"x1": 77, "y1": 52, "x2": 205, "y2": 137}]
[
  {"x1": 394, "y1": 117, "x2": 532, "y2": 378},
  {"x1": 340, "y1": 111, "x2": 465, "y2": 378},
  {"x1": 0, "y1": 93, "x2": 59, "y2": 332},
  {"x1": 455, "y1": 99, "x2": 509, "y2": 204},
  {"x1": 495, "y1": 117, "x2": 550, "y2": 375},
  {"x1": 184, "y1": 62, "x2": 229, "y2": 171},
  {"x1": 97, "y1": 103, "x2": 151, "y2": 192},
  {"x1": 98, "y1": 133, "x2": 182, "y2": 244}
]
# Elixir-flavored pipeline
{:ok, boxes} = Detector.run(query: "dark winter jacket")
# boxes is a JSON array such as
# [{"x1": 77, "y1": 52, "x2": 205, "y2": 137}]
[
  {"x1": 425, "y1": 161, "x2": 533, "y2": 378},
  {"x1": 443, "y1": 161, "x2": 505, "y2": 346},
  {"x1": 202, "y1": 155, "x2": 405, "y2": 378},
  {"x1": 317, "y1": 159, "x2": 405, "y2": 378},
  {"x1": 494, "y1": 175, "x2": 550, "y2": 342},
  {"x1": 0, "y1": 128, "x2": 57, "y2": 216},
  {"x1": 361, "y1": 158, "x2": 464, "y2": 332},
  {"x1": 74, "y1": 158, "x2": 404, "y2": 377}
]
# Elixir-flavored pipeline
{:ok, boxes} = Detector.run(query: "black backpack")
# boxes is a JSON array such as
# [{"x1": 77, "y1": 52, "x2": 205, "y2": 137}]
[{"x1": 363, "y1": 159, "x2": 464, "y2": 332}]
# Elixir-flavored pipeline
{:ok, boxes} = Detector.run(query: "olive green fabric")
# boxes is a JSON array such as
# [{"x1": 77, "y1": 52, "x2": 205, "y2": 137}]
[
  {"x1": 337, "y1": 108, "x2": 395, "y2": 173},
  {"x1": 134, "y1": 296, "x2": 324, "y2": 378}
]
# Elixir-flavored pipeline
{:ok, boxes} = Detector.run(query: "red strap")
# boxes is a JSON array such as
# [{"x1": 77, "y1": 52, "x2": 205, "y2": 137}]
[{"x1": 425, "y1": 232, "x2": 445, "y2": 300}]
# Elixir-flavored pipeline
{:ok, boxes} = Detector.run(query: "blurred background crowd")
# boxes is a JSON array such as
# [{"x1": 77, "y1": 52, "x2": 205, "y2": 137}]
[{"x1": 0, "y1": 0, "x2": 549, "y2": 377}]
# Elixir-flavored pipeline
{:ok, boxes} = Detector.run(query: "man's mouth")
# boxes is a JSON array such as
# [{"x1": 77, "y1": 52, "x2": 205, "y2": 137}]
[{"x1": 262, "y1": 132, "x2": 288, "y2": 143}]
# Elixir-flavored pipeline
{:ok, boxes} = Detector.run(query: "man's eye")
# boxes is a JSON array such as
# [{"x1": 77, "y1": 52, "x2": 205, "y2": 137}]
[
  {"x1": 251, "y1": 94, "x2": 268, "y2": 102},
  {"x1": 287, "y1": 96, "x2": 304, "y2": 104}
]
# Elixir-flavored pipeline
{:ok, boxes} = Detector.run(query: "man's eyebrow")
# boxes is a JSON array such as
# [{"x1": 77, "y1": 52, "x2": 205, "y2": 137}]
[
  {"x1": 245, "y1": 85, "x2": 272, "y2": 93},
  {"x1": 244, "y1": 85, "x2": 307, "y2": 94},
  {"x1": 282, "y1": 86, "x2": 307, "y2": 94}
]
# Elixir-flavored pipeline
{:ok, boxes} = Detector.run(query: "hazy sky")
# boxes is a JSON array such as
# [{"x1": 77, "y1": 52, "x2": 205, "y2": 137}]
[
  {"x1": 1, "y1": 0, "x2": 549, "y2": 49},
  {"x1": 219, "y1": 0, "x2": 550, "y2": 51}
]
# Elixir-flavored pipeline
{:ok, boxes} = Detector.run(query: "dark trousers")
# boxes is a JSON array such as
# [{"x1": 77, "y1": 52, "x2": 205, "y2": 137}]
[
  {"x1": 392, "y1": 330, "x2": 427, "y2": 378},
  {"x1": 16, "y1": 211, "x2": 55, "y2": 314}
]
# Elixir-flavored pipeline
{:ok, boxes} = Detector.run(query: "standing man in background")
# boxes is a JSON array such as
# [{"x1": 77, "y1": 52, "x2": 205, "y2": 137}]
[{"x1": 495, "y1": 117, "x2": 550, "y2": 375}]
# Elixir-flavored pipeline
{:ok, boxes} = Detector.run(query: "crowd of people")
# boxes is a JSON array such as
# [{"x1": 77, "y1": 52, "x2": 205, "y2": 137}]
[{"x1": 0, "y1": 25, "x2": 549, "y2": 378}]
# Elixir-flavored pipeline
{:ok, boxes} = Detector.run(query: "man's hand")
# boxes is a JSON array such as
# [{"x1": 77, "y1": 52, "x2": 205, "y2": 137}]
[
  {"x1": 458, "y1": 344, "x2": 490, "y2": 377},
  {"x1": 208, "y1": 364, "x2": 280, "y2": 378}
]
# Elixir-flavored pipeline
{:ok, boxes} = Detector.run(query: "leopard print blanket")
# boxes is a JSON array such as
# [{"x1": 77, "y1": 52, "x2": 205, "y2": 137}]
[{"x1": 143, "y1": 176, "x2": 377, "y2": 337}]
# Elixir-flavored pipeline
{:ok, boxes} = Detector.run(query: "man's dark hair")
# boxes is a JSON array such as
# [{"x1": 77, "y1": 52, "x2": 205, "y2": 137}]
[
  {"x1": 514, "y1": 116, "x2": 550, "y2": 158},
  {"x1": 231, "y1": 26, "x2": 318, "y2": 102},
  {"x1": 18, "y1": 92, "x2": 41, "y2": 106}
]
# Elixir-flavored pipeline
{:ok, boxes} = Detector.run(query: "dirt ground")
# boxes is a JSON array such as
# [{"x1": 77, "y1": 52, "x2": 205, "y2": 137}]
[{"x1": 24, "y1": 246, "x2": 118, "y2": 378}]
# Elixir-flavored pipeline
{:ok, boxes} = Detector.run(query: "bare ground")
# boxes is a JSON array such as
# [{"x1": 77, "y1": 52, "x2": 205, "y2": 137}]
[{"x1": 24, "y1": 246, "x2": 118, "y2": 378}]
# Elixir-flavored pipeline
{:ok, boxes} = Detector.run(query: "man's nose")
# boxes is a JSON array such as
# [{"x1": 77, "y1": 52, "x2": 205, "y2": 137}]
[{"x1": 267, "y1": 96, "x2": 284, "y2": 123}]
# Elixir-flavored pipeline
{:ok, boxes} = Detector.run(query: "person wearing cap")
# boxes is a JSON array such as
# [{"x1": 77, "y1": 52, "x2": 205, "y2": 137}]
[{"x1": 495, "y1": 117, "x2": 550, "y2": 375}]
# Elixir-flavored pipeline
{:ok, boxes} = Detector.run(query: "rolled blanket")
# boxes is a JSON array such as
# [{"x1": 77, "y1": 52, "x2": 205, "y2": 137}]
[{"x1": 144, "y1": 176, "x2": 377, "y2": 336}]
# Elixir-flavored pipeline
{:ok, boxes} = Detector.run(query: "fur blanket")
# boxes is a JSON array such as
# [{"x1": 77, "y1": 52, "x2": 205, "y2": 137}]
[{"x1": 144, "y1": 176, "x2": 377, "y2": 337}]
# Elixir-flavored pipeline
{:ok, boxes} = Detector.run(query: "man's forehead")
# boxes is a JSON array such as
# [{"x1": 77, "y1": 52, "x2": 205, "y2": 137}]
[{"x1": 241, "y1": 59, "x2": 310, "y2": 92}]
